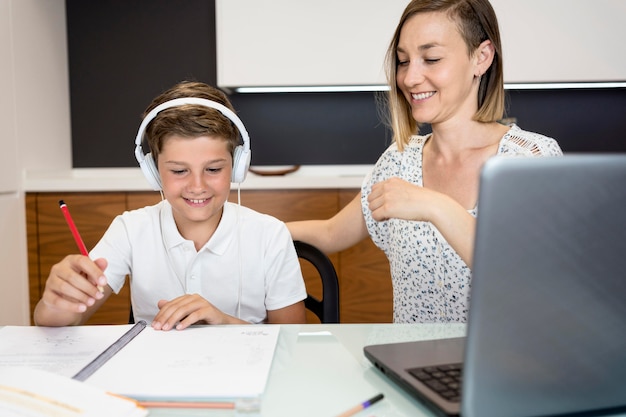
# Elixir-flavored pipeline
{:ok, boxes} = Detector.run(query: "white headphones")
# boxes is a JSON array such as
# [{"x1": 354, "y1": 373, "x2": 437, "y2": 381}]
[{"x1": 134, "y1": 97, "x2": 251, "y2": 190}]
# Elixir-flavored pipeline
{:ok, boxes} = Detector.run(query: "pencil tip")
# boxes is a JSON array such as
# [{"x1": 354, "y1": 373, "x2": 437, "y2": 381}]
[{"x1": 59, "y1": 200, "x2": 65, "y2": 206}]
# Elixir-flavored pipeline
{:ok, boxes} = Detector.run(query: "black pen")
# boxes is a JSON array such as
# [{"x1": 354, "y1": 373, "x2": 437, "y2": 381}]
[{"x1": 335, "y1": 393, "x2": 384, "y2": 417}]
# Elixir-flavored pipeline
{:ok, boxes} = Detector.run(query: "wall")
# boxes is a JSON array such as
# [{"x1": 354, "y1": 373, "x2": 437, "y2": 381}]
[
  {"x1": 0, "y1": 0, "x2": 70, "y2": 325},
  {"x1": 0, "y1": 0, "x2": 18, "y2": 193},
  {"x1": 0, "y1": 0, "x2": 24, "y2": 326},
  {"x1": 66, "y1": 0, "x2": 216, "y2": 168},
  {"x1": 13, "y1": 0, "x2": 71, "y2": 171},
  {"x1": 229, "y1": 88, "x2": 626, "y2": 161},
  {"x1": 68, "y1": 1, "x2": 626, "y2": 169}
]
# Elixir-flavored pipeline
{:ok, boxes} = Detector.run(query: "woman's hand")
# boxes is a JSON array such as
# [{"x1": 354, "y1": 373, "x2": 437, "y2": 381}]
[
  {"x1": 368, "y1": 177, "x2": 438, "y2": 222},
  {"x1": 368, "y1": 177, "x2": 476, "y2": 266}
]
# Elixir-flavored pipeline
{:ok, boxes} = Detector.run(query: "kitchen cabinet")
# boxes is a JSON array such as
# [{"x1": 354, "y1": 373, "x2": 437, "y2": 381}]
[
  {"x1": 216, "y1": 0, "x2": 626, "y2": 89},
  {"x1": 216, "y1": 0, "x2": 405, "y2": 89},
  {"x1": 26, "y1": 189, "x2": 393, "y2": 325}
]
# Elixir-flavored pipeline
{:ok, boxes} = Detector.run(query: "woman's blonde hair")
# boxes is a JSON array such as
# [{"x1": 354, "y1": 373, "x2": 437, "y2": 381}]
[{"x1": 383, "y1": 0, "x2": 505, "y2": 151}]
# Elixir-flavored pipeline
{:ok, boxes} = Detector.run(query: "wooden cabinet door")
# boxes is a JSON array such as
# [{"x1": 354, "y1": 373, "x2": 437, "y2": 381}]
[
  {"x1": 27, "y1": 193, "x2": 130, "y2": 325},
  {"x1": 236, "y1": 189, "x2": 393, "y2": 323},
  {"x1": 126, "y1": 192, "x2": 162, "y2": 210},
  {"x1": 338, "y1": 190, "x2": 392, "y2": 323},
  {"x1": 230, "y1": 189, "x2": 340, "y2": 323},
  {"x1": 27, "y1": 189, "x2": 393, "y2": 324}
]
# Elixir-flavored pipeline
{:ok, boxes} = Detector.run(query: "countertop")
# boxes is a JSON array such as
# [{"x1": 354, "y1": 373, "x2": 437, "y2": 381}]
[{"x1": 23, "y1": 165, "x2": 372, "y2": 192}]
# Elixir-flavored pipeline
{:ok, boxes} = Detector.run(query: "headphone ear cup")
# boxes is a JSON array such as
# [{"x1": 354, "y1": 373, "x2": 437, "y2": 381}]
[
  {"x1": 139, "y1": 152, "x2": 162, "y2": 191},
  {"x1": 231, "y1": 145, "x2": 251, "y2": 183}
]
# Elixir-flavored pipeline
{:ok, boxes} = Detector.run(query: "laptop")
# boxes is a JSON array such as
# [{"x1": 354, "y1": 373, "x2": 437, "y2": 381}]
[{"x1": 364, "y1": 154, "x2": 626, "y2": 417}]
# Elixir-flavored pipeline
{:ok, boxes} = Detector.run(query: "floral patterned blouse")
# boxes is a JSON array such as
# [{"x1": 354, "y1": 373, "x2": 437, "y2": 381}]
[{"x1": 361, "y1": 124, "x2": 563, "y2": 323}]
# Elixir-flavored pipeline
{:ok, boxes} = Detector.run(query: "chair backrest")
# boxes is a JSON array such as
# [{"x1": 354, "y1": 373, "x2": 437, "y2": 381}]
[
  {"x1": 294, "y1": 240, "x2": 340, "y2": 323},
  {"x1": 129, "y1": 240, "x2": 341, "y2": 324}
]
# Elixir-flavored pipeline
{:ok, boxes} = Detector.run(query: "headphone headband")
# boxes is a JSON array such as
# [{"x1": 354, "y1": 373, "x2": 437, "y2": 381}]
[{"x1": 134, "y1": 97, "x2": 251, "y2": 189}]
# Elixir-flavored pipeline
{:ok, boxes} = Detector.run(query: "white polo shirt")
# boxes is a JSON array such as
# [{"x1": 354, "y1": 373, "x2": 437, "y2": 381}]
[{"x1": 90, "y1": 200, "x2": 306, "y2": 324}]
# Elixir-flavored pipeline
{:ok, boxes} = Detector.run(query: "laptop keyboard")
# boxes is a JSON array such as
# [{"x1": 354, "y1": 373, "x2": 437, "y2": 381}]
[{"x1": 407, "y1": 363, "x2": 463, "y2": 403}]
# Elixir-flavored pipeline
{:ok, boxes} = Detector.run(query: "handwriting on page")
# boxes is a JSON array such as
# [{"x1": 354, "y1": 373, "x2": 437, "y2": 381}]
[
  {"x1": 0, "y1": 325, "x2": 137, "y2": 378},
  {"x1": 85, "y1": 326, "x2": 280, "y2": 400}
]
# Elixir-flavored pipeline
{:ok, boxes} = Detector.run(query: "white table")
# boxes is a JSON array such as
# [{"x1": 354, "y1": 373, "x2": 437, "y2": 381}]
[
  {"x1": 4, "y1": 323, "x2": 624, "y2": 417},
  {"x1": 148, "y1": 323, "x2": 467, "y2": 417}
]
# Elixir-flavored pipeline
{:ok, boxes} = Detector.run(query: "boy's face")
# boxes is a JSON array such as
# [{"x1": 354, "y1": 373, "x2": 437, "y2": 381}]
[{"x1": 157, "y1": 135, "x2": 232, "y2": 240}]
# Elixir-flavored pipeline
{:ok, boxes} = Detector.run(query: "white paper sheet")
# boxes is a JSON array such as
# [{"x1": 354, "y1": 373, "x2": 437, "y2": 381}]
[
  {"x1": 0, "y1": 324, "x2": 280, "y2": 402},
  {"x1": 0, "y1": 368, "x2": 147, "y2": 417},
  {"x1": 82, "y1": 326, "x2": 279, "y2": 400},
  {"x1": 0, "y1": 325, "x2": 135, "y2": 378}
]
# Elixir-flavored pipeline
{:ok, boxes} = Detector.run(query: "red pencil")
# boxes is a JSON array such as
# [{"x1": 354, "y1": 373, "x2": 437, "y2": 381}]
[
  {"x1": 59, "y1": 200, "x2": 88, "y2": 255},
  {"x1": 59, "y1": 200, "x2": 103, "y2": 292}
]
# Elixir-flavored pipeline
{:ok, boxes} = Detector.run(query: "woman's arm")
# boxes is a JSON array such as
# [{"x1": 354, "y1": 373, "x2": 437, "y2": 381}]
[
  {"x1": 427, "y1": 193, "x2": 476, "y2": 267},
  {"x1": 287, "y1": 193, "x2": 370, "y2": 254},
  {"x1": 367, "y1": 178, "x2": 476, "y2": 267}
]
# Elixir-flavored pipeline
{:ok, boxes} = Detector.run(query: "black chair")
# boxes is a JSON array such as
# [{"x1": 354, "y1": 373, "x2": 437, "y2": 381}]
[
  {"x1": 294, "y1": 240, "x2": 340, "y2": 324},
  {"x1": 129, "y1": 240, "x2": 340, "y2": 324}
]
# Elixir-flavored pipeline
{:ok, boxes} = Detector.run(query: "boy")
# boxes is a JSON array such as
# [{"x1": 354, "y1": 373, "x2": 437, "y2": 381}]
[{"x1": 34, "y1": 81, "x2": 307, "y2": 329}]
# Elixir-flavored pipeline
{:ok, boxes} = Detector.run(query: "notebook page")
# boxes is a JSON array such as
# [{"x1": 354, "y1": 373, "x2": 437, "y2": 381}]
[
  {"x1": 85, "y1": 325, "x2": 280, "y2": 401},
  {"x1": 0, "y1": 325, "x2": 136, "y2": 378}
]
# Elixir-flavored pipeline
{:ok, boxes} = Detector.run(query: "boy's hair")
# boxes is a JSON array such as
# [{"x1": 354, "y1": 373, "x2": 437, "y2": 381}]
[
  {"x1": 142, "y1": 81, "x2": 239, "y2": 166},
  {"x1": 383, "y1": 0, "x2": 505, "y2": 151}
]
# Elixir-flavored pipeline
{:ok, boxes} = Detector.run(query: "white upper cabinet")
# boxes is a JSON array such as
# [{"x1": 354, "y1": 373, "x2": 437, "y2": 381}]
[
  {"x1": 492, "y1": 0, "x2": 626, "y2": 84},
  {"x1": 216, "y1": 0, "x2": 626, "y2": 89},
  {"x1": 216, "y1": 0, "x2": 406, "y2": 88}
]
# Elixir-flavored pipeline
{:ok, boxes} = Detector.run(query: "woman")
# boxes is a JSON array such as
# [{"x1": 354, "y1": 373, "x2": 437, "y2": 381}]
[{"x1": 288, "y1": 0, "x2": 562, "y2": 323}]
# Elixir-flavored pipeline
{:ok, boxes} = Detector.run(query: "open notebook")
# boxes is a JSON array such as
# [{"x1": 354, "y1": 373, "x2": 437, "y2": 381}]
[
  {"x1": 364, "y1": 154, "x2": 626, "y2": 417},
  {"x1": 0, "y1": 368, "x2": 147, "y2": 417},
  {"x1": 0, "y1": 323, "x2": 279, "y2": 409}
]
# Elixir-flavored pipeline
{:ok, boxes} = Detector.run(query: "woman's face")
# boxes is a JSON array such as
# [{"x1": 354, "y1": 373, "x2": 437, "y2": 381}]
[{"x1": 396, "y1": 11, "x2": 482, "y2": 127}]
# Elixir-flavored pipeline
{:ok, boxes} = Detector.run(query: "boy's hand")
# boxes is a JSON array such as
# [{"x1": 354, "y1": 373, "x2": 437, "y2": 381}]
[
  {"x1": 152, "y1": 294, "x2": 247, "y2": 330},
  {"x1": 41, "y1": 255, "x2": 108, "y2": 313}
]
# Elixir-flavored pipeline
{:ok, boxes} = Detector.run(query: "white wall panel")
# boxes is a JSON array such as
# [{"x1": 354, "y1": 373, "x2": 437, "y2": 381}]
[
  {"x1": 217, "y1": 0, "x2": 626, "y2": 88},
  {"x1": 0, "y1": 0, "x2": 18, "y2": 193}
]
